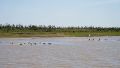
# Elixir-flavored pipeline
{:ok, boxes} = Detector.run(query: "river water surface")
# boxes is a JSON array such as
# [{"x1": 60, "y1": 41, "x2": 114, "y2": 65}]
[{"x1": 0, "y1": 36, "x2": 120, "y2": 68}]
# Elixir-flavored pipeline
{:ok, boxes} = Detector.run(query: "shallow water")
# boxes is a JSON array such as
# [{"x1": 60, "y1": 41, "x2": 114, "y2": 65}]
[
  {"x1": 0, "y1": 36, "x2": 120, "y2": 68},
  {"x1": 0, "y1": 36, "x2": 120, "y2": 46}
]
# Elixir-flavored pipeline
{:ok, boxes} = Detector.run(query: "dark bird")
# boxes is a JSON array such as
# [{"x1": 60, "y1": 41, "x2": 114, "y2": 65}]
[
  {"x1": 43, "y1": 43, "x2": 46, "y2": 44},
  {"x1": 48, "y1": 43, "x2": 52, "y2": 45}
]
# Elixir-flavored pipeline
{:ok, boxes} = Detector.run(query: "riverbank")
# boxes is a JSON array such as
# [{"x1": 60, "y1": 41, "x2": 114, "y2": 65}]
[{"x1": 0, "y1": 31, "x2": 120, "y2": 37}]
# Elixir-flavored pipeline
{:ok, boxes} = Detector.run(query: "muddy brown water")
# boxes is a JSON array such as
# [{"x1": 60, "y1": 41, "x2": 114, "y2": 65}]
[{"x1": 0, "y1": 36, "x2": 120, "y2": 68}]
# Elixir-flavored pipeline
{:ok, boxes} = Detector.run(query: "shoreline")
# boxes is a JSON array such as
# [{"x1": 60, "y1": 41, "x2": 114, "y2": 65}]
[
  {"x1": 0, "y1": 36, "x2": 120, "y2": 38},
  {"x1": 0, "y1": 36, "x2": 119, "y2": 38}
]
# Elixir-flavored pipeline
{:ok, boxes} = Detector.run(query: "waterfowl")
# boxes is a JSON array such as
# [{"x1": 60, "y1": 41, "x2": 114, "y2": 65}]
[
  {"x1": 98, "y1": 38, "x2": 100, "y2": 41},
  {"x1": 43, "y1": 43, "x2": 46, "y2": 44},
  {"x1": 34, "y1": 43, "x2": 37, "y2": 45},
  {"x1": 48, "y1": 43, "x2": 52, "y2": 45}
]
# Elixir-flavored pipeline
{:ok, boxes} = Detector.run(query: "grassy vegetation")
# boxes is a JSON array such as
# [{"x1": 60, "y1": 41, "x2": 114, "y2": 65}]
[
  {"x1": 0, "y1": 32, "x2": 120, "y2": 37},
  {"x1": 0, "y1": 24, "x2": 120, "y2": 37}
]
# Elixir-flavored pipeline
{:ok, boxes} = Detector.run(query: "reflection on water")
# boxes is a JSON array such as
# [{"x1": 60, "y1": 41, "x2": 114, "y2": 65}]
[{"x1": 0, "y1": 36, "x2": 120, "y2": 68}]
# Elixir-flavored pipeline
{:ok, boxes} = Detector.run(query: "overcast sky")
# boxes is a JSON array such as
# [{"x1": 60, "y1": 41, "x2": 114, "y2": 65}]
[{"x1": 0, "y1": 0, "x2": 120, "y2": 27}]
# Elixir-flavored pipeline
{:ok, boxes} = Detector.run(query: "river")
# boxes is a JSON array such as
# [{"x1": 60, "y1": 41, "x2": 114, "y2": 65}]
[{"x1": 0, "y1": 36, "x2": 120, "y2": 68}]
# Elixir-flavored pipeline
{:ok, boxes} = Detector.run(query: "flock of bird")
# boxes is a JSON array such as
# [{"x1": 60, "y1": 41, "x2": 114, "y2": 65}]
[
  {"x1": 10, "y1": 42, "x2": 52, "y2": 46},
  {"x1": 8, "y1": 38, "x2": 107, "y2": 46},
  {"x1": 88, "y1": 38, "x2": 101, "y2": 41}
]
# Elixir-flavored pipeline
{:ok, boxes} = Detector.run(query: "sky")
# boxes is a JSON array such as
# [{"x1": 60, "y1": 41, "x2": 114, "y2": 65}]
[{"x1": 0, "y1": 0, "x2": 120, "y2": 27}]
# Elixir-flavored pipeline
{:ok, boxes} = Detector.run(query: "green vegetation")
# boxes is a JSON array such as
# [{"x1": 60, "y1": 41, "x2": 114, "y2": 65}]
[{"x1": 0, "y1": 24, "x2": 120, "y2": 37}]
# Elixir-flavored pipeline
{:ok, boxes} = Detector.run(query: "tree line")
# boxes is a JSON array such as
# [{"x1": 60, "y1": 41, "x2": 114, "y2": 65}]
[{"x1": 0, "y1": 24, "x2": 120, "y2": 33}]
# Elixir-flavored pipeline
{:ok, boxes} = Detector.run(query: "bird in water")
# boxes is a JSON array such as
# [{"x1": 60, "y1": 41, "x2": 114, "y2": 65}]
[
  {"x1": 89, "y1": 39, "x2": 90, "y2": 40},
  {"x1": 48, "y1": 43, "x2": 52, "y2": 45},
  {"x1": 19, "y1": 43, "x2": 23, "y2": 45},
  {"x1": 34, "y1": 43, "x2": 37, "y2": 45},
  {"x1": 98, "y1": 38, "x2": 100, "y2": 41},
  {"x1": 43, "y1": 43, "x2": 46, "y2": 44}
]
